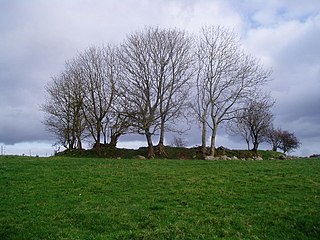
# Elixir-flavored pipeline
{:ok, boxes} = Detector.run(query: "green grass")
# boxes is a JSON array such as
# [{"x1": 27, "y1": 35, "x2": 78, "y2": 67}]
[
  {"x1": 1, "y1": 156, "x2": 319, "y2": 239},
  {"x1": 56, "y1": 146, "x2": 285, "y2": 160}
]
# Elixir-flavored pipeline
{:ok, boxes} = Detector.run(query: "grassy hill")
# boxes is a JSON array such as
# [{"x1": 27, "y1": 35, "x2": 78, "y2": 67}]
[
  {"x1": 1, "y1": 155, "x2": 319, "y2": 239},
  {"x1": 56, "y1": 145, "x2": 287, "y2": 160}
]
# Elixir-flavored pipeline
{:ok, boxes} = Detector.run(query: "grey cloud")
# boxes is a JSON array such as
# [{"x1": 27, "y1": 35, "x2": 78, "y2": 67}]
[{"x1": 0, "y1": 107, "x2": 51, "y2": 145}]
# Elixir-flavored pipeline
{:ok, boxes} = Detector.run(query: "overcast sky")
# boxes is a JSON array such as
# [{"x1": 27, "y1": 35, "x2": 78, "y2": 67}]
[{"x1": 0, "y1": 0, "x2": 319, "y2": 156}]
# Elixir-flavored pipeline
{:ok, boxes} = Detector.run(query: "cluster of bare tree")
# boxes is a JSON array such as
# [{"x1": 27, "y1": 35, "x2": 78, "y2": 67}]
[
  {"x1": 42, "y1": 26, "x2": 299, "y2": 158},
  {"x1": 227, "y1": 93, "x2": 300, "y2": 154},
  {"x1": 266, "y1": 127, "x2": 301, "y2": 154},
  {"x1": 42, "y1": 46, "x2": 128, "y2": 154}
]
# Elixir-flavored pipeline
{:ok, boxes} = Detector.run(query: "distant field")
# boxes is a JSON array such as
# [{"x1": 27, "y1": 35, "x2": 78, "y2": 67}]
[{"x1": 1, "y1": 156, "x2": 319, "y2": 239}]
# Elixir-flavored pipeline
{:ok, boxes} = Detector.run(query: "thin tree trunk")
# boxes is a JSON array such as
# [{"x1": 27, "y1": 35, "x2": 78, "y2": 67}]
[
  {"x1": 210, "y1": 125, "x2": 217, "y2": 157},
  {"x1": 157, "y1": 118, "x2": 167, "y2": 156},
  {"x1": 158, "y1": 119, "x2": 165, "y2": 146},
  {"x1": 246, "y1": 140, "x2": 250, "y2": 151},
  {"x1": 146, "y1": 131, "x2": 154, "y2": 159},
  {"x1": 158, "y1": 127, "x2": 165, "y2": 149},
  {"x1": 157, "y1": 115, "x2": 169, "y2": 151},
  {"x1": 103, "y1": 130, "x2": 107, "y2": 145},
  {"x1": 201, "y1": 119, "x2": 207, "y2": 157},
  {"x1": 95, "y1": 122, "x2": 101, "y2": 155},
  {"x1": 77, "y1": 136, "x2": 82, "y2": 149}
]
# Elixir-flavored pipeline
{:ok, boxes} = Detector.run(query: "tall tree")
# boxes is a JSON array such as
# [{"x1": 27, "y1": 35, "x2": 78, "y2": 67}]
[
  {"x1": 156, "y1": 29, "x2": 194, "y2": 153},
  {"x1": 192, "y1": 26, "x2": 271, "y2": 157},
  {"x1": 42, "y1": 62, "x2": 86, "y2": 150},
  {"x1": 76, "y1": 46, "x2": 118, "y2": 153},
  {"x1": 118, "y1": 27, "x2": 193, "y2": 158}
]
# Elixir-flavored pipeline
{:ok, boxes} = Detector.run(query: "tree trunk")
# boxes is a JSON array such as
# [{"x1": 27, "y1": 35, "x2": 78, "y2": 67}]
[
  {"x1": 272, "y1": 140, "x2": 277, "y2": 151},
  {"x1": 157, "y1": 117, "x2": 168, "y2": 156},
  {"x1": 103, "y1": 130, "x2": 107, "y2": 145},
  {"x1": 69, "y1": 134, "x2": 75, "y2": 150},
  {"x1": 95, "y1": 122, "x2": 101, "y2": 155},
  {"x1": 209, "y1": 125, "x2": 217, "y2": 157},
  {"x1": 252, "y1": 136, "x2": 259, "y2": 152},
  {"x1": 145, "y1": 132, "x2": 154, "y2": 159},
  {"x1": 252, "y1": 144, "x2": 258, "y2": 153},
  {"x1": 246, "y1": 140, "x2": 250, "y2": 151},
  {"x1": 158, "y1": 119, "x2": 165, "y2": 146},
  {"x1": 157, "y1": 122, "x2": 166, "y2": 156},
  {"x1": 95, "y1": 141, "x2": 101, "y2": 155},
  {"x1": 77, "y1": 136, "x2": 82, "y2": 149},
  {"x1": 109, "y1": 134, "x2": 119, "y2": 148},
  {"x1": 201, "y1": 119, "x2": 207, "y2": 157},
  {"x1": 157, "y1": 143, "x2": 167, "y2": 157}
]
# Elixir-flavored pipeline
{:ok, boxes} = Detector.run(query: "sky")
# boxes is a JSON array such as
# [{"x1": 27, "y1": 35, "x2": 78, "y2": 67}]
[{"x1": 0, "y1": 0, "x2": 319, "y2": 157}]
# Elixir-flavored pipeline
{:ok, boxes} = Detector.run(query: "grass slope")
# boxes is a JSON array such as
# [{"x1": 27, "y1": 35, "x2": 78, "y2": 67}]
[
  {"x1": 57, "y1": 146, "x2": 286, "y2": 160},
  {"x1": 1, "y1": 156, "x2": 319, "y2": 239}
]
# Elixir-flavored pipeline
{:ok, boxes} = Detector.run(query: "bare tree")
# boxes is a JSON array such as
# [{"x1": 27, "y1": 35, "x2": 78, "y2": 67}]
[
  {"x1": 118, "y1": 31, "x2": 160, "y2": 158},
  {"x1": 227, "y1": 113, "x2": 251, "y2": 151},
  {"x1": 278, "y1": 130, "x2": 301, "y2": 153},
  {"x1": 266, "y1": 126, "x2": 282, "y2": 151},
  {"x1": 107, "y1": 105, "x2": 131, "y2": 147},
  {"x1": 156, "y1": 29, "x2": 194, "y2": 153},
  {"x1": 43, "y1": 45, "x2": 124, "y2": 152},
  {"x1": 192, "y1": 26, "x2": 271, "y2": 157},
  {"x1": 42, "y1": 62, "x2": 86, "y2": 150},
  {"x1": 171, "y1": 136, "x2": 187, "y2": 148},
  {"x1": 228, "y1": 93, "x2": 274, "y2": 151},
  {"x1": 100, "y1": 112, "x2": 129, "y2": 148},
  {"x1": 76, "y1": 46, "x2": 118, "y2": 153},
  {"x1": 118, "y1": 27, "x2": 193, "y2": 158},
  {"x1": 266, "y1": 128, "x2": 300, "y2": 154}
]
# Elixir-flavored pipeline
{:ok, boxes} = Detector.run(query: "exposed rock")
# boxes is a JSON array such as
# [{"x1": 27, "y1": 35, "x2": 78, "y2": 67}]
[
  {"x1": 136, "y1": 155, "x2": 146, "y2": 160},
  {"x1": 278, "y1": 154, "x2": 286, "y2": 160},
  {"x1": 205, "y1": 155, "x2": 230, "y2": 160},
  {"x1": 205, "y1": 155, "x2": 218, "y2": 160},
  {"x1": 231, "y1": 156, "x2": 238, "y2": 160},
  {"x1": 254, "y1": 156, "x2": 263, "y2": 161},
  {"x1": 220, "y1": 155, "x2": 230, "y2": 160}
]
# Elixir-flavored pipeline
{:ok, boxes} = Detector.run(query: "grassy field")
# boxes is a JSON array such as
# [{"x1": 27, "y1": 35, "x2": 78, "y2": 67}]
[{"x1": 0, "y1": 156, "x2": 319, "y2": 239}]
